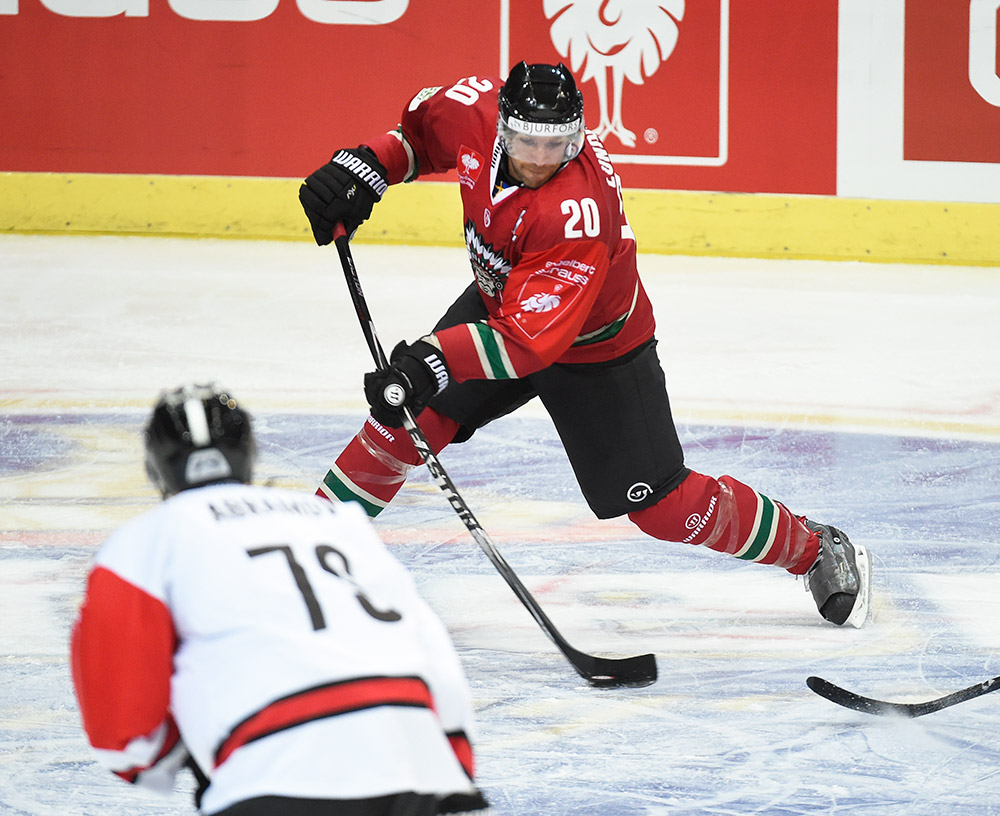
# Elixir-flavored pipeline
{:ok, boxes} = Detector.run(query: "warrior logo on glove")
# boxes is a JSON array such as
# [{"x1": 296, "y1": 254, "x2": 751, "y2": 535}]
[
  {"x1": 364, "y1": 339, "x2": 451, "y2": 429},
  {"x1": 299, "y1": 146, "x2": 389, "y2": 245},
  {"x1": 331, "y1": 150, "x2": 389, "y2": 198}
]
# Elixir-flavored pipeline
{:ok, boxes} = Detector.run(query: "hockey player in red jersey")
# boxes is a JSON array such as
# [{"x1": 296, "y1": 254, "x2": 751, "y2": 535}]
[
  {"x1": 299, "y1": 62, "x2": 872, "y2": 629},
  {"x1": 70, "y1": 384, "x2": 489, "y2": 816}
]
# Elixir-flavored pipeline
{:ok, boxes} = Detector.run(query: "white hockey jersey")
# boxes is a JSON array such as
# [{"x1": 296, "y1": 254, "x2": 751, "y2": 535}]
[{"x1": 71, "y1": 484, "x2": 481, "y2": 815}]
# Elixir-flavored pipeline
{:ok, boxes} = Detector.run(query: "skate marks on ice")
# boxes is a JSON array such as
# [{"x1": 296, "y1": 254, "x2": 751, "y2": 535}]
[
  {"x1": 468, "y1": 674, "x2": 1000, "y2": 815},
  {"x1": 341, "y1": 415, "x2": 1000, "y2": 815},
  {"x1": 417, "y1": 566, "x2": 1000, "y2": 815},
  {"x1": 2, "y1": 409, "x2": 1000, "y2": 814}
]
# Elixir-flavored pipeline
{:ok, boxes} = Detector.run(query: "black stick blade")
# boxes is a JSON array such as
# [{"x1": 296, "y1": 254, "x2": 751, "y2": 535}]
[
  {"x1": 807, "y1": 676, "x2": 917, "y2": 716},
  {"x1": 807, "y1": 675, "x2": 1000, "y2": 718},
  {"x1": 573, "y1": 650, "x2": 658, "y2": 689}
]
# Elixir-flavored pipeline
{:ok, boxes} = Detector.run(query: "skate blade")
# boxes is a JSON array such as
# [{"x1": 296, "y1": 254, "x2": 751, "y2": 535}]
[{"x1": 844, "y1": 543, "x2": 873, "y2": 629}]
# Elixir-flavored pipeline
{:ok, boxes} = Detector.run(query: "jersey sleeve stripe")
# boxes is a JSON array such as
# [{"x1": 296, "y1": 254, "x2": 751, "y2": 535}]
[{"x1": 470, "y1": 322, "x2": 517, "y2": 380}]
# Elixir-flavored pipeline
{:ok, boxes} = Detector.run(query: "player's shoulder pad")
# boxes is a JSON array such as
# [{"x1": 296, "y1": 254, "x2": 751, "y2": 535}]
[{"x1": 407, "y1": 84, "x2": 445, "y2": 112}]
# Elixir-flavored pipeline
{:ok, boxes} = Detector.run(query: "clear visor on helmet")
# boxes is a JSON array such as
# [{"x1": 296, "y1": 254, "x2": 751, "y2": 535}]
[{"x1": 498, "y1": 114, "x2": 585, "y2": 165}]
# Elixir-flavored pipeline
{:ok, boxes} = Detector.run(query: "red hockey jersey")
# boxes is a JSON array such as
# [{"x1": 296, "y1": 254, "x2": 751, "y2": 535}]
[{"x1": 366, "y1": 75, "x2": 656, "y2": 383}]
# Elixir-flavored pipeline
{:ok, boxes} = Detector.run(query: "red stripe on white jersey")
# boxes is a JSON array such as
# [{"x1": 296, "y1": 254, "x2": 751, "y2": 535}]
[
  {"x1": 447, "y1": 731, "x2": 475, "y2": 779},
  {"x1": 214, "y1": 675, "x2": 435, "y2": 767}
]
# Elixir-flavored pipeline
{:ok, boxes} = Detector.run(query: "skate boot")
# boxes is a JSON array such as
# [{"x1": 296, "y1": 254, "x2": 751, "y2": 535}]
[{"x1": 803, "y1": 520, "x2": 872, "y2": 628}]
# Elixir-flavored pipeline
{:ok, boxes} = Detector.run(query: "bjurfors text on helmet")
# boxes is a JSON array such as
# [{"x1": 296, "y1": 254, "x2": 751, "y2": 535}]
[{"x1": 504, "y1": 116, "x2": 583, "y2": 137}]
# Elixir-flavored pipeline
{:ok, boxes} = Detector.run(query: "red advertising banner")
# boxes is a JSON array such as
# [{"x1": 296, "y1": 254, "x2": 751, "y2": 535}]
[
  {"x1": 0, "y1": 0, "x2": 501, "y2": 177},
  {"x1": 0, "y1": 0, "x2": 838, "y2": 193},
  {"x1": 510, "y1": 1, "x2": 722, "y2": 165},
  {"x1": 904, "y1": 0, "x2": 1000, "y2": 164},
  {"x1": 507, "y1": 0, "x2": 838, "y2": 193}
]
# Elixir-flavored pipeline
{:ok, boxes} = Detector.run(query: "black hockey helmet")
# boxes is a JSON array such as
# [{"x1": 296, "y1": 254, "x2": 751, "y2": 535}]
[
  {"x1": 143, "y1": 383, "x2": 256, "y2": 497},
  {"x1": 498, "y1": 61, "x2": 585, "y2": 163}
]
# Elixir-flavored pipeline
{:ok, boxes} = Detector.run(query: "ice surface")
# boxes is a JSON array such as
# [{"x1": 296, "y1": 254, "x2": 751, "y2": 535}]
[{"x1": 2, "y1": 234, "x2": 1000, "y2": 815}]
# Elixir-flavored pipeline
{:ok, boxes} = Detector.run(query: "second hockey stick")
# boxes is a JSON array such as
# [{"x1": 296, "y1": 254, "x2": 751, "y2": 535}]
[
  {"x1": 807, "y1": 674, "x2": 1000, "y2": 717},
  {"x1": 332, "y1": 225, "x2": 657, "y2": 688}
]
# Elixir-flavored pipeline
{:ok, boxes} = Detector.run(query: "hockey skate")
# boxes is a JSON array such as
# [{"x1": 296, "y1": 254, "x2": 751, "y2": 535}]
[{"x1": 803, "y1": 521, "x2": 872, "y2": 628}]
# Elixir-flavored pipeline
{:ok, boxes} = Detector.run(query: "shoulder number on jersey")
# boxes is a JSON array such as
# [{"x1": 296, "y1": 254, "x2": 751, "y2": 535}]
[
  {"x1": 444, "y1": 76, "x2": 495, "y2": 106},
  {"x1": 247, "y1": 543, "x2": 401, "y2": 631},
  {"x1": 561, "y1": 197, "x2": 600, "y2": 239}
]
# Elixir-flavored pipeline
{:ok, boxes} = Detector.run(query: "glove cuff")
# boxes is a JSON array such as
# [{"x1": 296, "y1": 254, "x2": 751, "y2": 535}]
[{"x1": 409, "y1": 339, "x2": 450, "y2": 396}]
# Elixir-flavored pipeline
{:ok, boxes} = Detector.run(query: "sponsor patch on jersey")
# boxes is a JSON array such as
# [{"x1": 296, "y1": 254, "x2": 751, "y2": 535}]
[
  {"x1": 407, "y1": 85, "x2": 442, "y2": 112},
  {"x1": 458, "y1": 146, "x2": 485, "y2": 189},
  {"x1": 520, "y1": 292, "x2": 561, "y2": 313},
  {"x1": 510, "y1": 270, "x2": 584, "y2": 340}
]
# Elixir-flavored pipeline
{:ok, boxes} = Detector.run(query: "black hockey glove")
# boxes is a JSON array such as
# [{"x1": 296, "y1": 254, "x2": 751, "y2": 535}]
[
  {"x1": 364, "y1": 339, "x2": 450, "y2": 428},
  {"x1": 299, "y1": 146, "x2": 389, "y2": 245}
]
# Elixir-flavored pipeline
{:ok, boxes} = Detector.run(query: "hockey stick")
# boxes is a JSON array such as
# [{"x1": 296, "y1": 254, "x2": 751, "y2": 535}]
[
  {"x1": 332, "y1": 225, "x2": 657, "y2": 688},
  {"x1": 807, "y1": 674, "x2": 1000, "y2": 717}
]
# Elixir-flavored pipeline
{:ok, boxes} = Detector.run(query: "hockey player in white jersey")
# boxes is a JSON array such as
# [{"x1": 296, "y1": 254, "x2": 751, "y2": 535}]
[{"x1": 70, "y1": 384, "x2": 488, "y2": 816}]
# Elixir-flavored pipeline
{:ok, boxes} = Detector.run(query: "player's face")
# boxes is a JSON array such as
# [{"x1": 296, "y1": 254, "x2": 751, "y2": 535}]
[
  {"x1": 505, "y1": 134, "x2": 569, "y2": 187},
  {"x1": 498, "y1": 116, "x2": 584, "y2": 188},
  {"x1": 506, "y1": 133, "x2": 570, "y2": 165},
  {"x1": 507, "y1": 152, "x2": 562, "y2": 188}
]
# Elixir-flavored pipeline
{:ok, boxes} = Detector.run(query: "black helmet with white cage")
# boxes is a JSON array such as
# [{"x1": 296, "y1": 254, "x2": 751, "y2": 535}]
[
  {"x1": 144, "y1": 383, "x2": 256, "y2": 497},
  {"x1": 498, "y1": 61, "x2": 585, "y2": 165}
]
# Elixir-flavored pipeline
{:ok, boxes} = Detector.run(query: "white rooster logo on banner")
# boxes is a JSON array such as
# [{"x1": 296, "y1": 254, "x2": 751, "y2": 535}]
[{"x1": 544, "y1": 0, "x2": 685, "y2": 148}]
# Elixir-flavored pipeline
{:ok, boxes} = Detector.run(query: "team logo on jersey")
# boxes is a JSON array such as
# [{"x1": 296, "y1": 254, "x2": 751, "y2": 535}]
[
  {"x1": 465, "y1": 221, "x2": 511, "y2": 298},
  {"x1": 458, "y1": 146, "x2": 485, "y2": 189},
  {"x1": 521, "y1": 292, "x2": 562, "y2": 313},
  {"x1": 510, "y1": 269, "x2": 584, "y2": 340}
]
